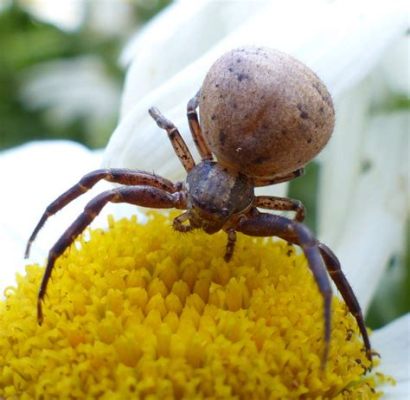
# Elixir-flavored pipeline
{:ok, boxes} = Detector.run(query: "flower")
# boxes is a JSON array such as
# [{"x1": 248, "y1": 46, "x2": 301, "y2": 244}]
[
  {"x1": 0, "y1": 139, "x2": 408, "y2": 397},
  {"x1": 0, "y1": 213, "x2": 396, "y2": 397},
  {"x1": 1, "y1": 0, "x2": 409, "y2": 397},
  {"x1": 99, "y1": 4, "x2": 409, "y2": 397},
  {"x1": 0, "y1": 143, "x2": 410, "y2": 398}
]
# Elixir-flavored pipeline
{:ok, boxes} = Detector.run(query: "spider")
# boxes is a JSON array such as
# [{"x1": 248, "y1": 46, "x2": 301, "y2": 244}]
[{"x1": 25, "y1": 47, "x2": 371, "y2": 364}]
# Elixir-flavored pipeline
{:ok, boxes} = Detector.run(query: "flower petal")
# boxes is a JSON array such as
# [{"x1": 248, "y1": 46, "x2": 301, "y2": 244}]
[
  {"x1": 317, "y1": 29, "x2": 409, "y2": 308},
  {"x1": 0, "y1": 142, "x2": 102, "y2": 292},
  {"x1": 380, "y1": 36, "x2": 410, "y2": 96},
  {"x1": 120, "y1": 0, "x2": 272, "y2": 111},
  {"x1": 317, "y1": 78, "x2": 372, "y2": 246},
  {"x1": 321, "y1": 110, "x2": 408, "y2": 311},
  {"x1": 372, "y1": 314, "x2": 410, "y2": 398}
]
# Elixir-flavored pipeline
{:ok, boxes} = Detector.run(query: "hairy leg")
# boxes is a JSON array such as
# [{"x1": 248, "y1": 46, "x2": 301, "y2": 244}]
[
  {"x1": 149, "y1": 107, "x2": 195, "y2": 172},
  {"x1": 319, "y1": 242, "x2": 372, "y2": 361},
  {"x1": 25, "y1": 169, "x2": 178, "y2": 257}
]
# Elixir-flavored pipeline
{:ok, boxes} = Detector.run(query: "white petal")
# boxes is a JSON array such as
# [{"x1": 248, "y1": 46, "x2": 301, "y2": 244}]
[
  {"x1": 120, "y1": 0, "x2": 272, "y2": 113},
  {"x1": 372, "y1": 314, "x2": 410, "y2": 398},
  {"x1": 317, "y1": 33, "x2": 409, "y2": 244},
  {"x1": 320, "y1": 111, "x2": 409, "y2": 311},
  {"x1": 0, "y1": 142, "x2": 102, "y2": 293},
  {"x1": 380, "y1": 36, "x2": 410, "y2": 96},
  {"x1": 318, "y1": 78, "x2": 372, "y2": 247}
]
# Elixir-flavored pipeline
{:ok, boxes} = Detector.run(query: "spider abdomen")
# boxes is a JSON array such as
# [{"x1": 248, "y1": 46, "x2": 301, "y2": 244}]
[{"x1": 199, "y1": 46, "x2": 335, "y2": 179}]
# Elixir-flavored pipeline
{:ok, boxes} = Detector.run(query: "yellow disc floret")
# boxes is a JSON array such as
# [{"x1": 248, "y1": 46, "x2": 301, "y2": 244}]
[{"x1": 0, "y1": 213, "x2": 390, "y2": 398}]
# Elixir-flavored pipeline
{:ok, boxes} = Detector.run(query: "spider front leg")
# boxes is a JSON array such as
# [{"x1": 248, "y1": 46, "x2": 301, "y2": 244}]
[
  {"x1": 25, "y1": 169, "x2": 177, "y2": 258},
  {"x1": 37, "y1": 186, "x2": 186, "y2": 324},
  {"x1": 149, "y1": 107, "x2": 195, "y2": 172},
  {"x1": 236, "y1": 212, "x2": 332, "y2": 364}
]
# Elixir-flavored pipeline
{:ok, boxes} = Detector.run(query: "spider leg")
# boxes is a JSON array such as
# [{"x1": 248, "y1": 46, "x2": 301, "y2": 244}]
[
  {"x1": 37, "y1": 186, "x2": 186, "y2": 324},
  {"x1": 318, "y1": 242, "x2": 372, "y2": 362},
  {"x1": 253, "y1": 168, "x2": 304, "y2": 187},
  {"x1": 224, "y1": 228, "x2": 237, "y2": 262},
  {"x1": 236, "y1": 212, "x2": 332, "y2": 365},
  {"x1": 254, "y1": 195, "x2": 305, "y2": 222},
  {"x1": 25, "y1": 169, "x2": 177, "y2": 258},
  {"x1": 187, "y1": 91, "x2": 213, "y2": 161},
  {"x1": 173, "y1": 211, "x2": 195, "y2": 232},
  {"x1": 149, "y1": 107, "x2": 195, "y2": 172}
]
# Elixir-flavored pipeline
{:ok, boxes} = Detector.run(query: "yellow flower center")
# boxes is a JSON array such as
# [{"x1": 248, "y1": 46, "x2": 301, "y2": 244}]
[{"x1": 0, "y1": 213, "x2": 391, "y2": 398}]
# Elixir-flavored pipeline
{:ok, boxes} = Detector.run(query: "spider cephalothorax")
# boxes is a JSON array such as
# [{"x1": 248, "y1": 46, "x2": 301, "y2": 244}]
[
  {"x1": 26, "y1": 46, "x2": 371, "y2": 365},
  {"x1": 183, "y1": 160, "x2": 254, "y2": 234}
]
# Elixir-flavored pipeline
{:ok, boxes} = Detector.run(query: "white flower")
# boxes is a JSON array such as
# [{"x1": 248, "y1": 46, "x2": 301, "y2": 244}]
[
  {"x1": 1, "y1": 139, "x2": 408, "y2": 396},
  {"x1": 102, "y1": 0, "x2": 408, "y2": 395},
  {"x1": 0, "y1": 141, "x2": 103, "y2": 287},
  {"x1": 1, "y1": 0, "x2": 408, "y2": 396}
]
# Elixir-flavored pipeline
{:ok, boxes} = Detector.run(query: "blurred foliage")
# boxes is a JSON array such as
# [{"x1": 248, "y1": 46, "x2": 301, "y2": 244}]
[{"x1": 0, "y1": 0, "x2": 170, "y2": 149}]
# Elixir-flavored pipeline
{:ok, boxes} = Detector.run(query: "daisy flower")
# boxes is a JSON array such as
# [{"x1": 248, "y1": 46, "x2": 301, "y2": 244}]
[{"x1": 0, "y1": 0, "x2": 408, "y2": 397}]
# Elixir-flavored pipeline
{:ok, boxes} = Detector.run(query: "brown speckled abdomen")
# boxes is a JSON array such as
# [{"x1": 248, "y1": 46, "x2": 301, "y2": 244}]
[{"x1": 199, "y1": 47, "x2": 335, "y2": 178}]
